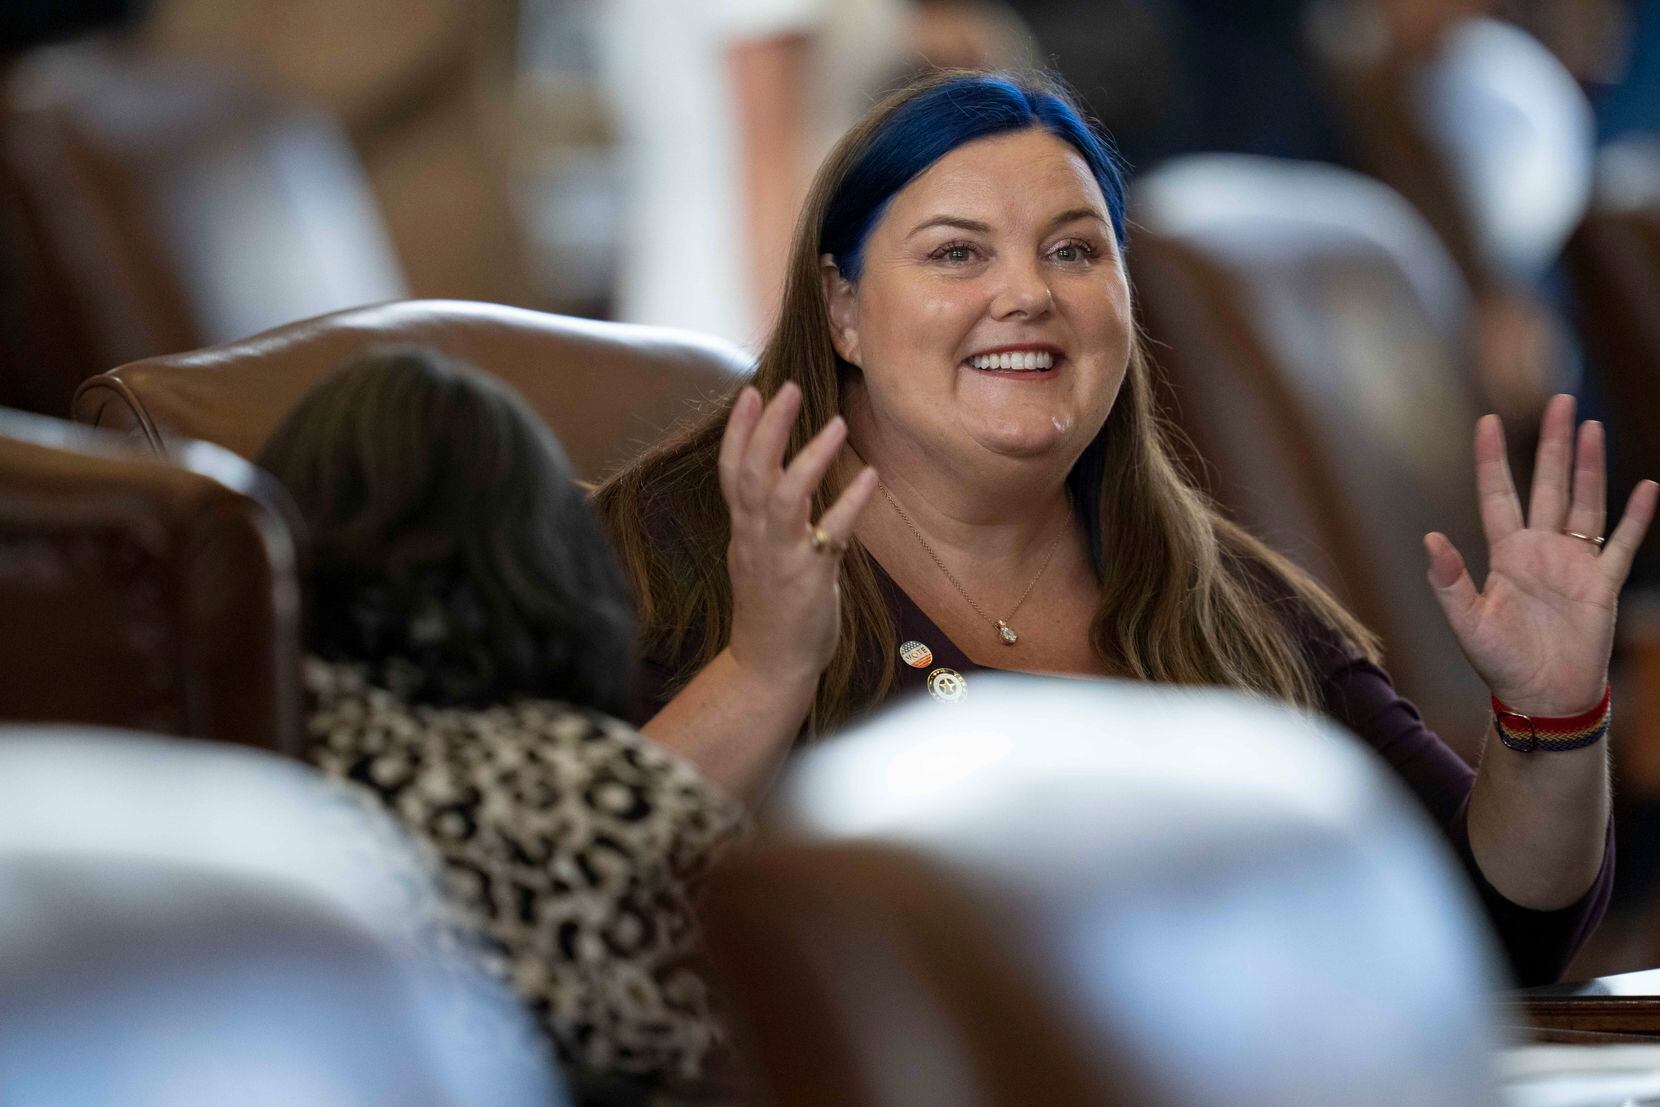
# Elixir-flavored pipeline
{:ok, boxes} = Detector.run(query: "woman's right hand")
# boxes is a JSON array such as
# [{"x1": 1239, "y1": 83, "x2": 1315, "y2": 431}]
[{"x1": 717, "y1": 381, "x2": 878, "y2": 686}]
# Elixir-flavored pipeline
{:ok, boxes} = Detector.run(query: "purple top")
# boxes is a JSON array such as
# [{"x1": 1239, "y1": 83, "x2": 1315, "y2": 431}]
[{"x1": 636, "y1": 562, "x2": 1614, "y2": 986}]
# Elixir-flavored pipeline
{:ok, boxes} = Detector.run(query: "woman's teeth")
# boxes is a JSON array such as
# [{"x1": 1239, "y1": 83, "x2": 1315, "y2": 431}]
[{"x1": 969, "y1": 351, "x2": 1055, "y2": 371}]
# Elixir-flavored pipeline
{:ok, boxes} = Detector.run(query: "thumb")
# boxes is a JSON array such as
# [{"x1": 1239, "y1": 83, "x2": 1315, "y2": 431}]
[{"x1": 1424, "y1": 531, "x2": 1480, "y2": 635}]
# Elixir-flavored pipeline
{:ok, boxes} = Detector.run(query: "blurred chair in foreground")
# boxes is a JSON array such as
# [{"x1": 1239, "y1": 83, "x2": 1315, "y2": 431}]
[
  {"x1": 0, "y1": 408, "x2": 301, "y2": 752},
  {"x1": 0, "y1": 724, "x2": 564, "y2": 1107},
  {"x1": 701, "y1": 675, "x2": 1508, "y2": 1106},
  {"x1": 72, "y1": 298, "x2": 755, "y2": 482},
  {"x1": 0, "y1": 36, "x2": 406, "y2": 416},
  {"x1": 1130, "y1": 155, "x2": 1491, "y2": 758}
]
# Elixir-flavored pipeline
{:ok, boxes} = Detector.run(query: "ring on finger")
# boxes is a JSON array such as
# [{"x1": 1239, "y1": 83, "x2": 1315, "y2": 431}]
[
  {"x1": 809, "y1": 525, "x2": 847, "y2": 556},
  {"x1": 1563, "y1": 529, "x2": 1606, "y2": 549}
]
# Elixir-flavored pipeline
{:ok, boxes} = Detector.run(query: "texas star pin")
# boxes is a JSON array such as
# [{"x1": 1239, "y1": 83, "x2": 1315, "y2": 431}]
[{"x1": 926, "y1": 667, "x2": 966, "y2": 703}]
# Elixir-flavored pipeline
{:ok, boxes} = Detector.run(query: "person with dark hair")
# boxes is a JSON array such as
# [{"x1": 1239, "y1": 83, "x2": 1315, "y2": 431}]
[
  {"x1": 594, "y1": 69, "x2": 1657, "y2": 987},
  {"x1": 260, "y1": 344, "x2": 635, "y2": 715},
  {"x1": 258, "y1": 347, "x2": 743, "y2": 1101}
]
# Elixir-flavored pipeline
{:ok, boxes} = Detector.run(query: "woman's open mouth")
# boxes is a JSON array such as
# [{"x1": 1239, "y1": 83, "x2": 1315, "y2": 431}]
[{"x1": 963, "y1": 348, "x2": 1063, "y2": 379}]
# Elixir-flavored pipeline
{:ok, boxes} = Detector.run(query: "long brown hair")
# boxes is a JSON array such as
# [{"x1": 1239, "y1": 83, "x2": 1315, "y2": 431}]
[{"x1": 593, "y1": 71, "x2": 1378, "y2": 735}]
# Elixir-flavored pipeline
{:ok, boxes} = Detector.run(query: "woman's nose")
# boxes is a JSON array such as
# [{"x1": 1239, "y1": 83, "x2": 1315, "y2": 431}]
[{"x1": 989, "y1": 262, "x2": 1054, "y2": 319}]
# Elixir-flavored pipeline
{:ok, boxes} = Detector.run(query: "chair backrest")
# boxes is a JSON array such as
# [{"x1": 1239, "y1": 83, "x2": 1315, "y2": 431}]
[
  {"x1": 71, "y1": 298, "x2": 756, "y2": 481},
  {"x1": 1313, "y1": 13, "x2": 1594, "y2": 290},
  {"x1": 0, "y1": 725, "x2": 565, "y2": 1107},
  {"x1": 0, "y1": 38, "x2": 406, "y2": 416},
  {"x1": 701, "y1": 675, "x2": 1507, "y2": 1107},
  {"x1": 1567, "y1": 136, "x2": 1660, "y2": 582},
  {"x1": 0, "y1": 409, "x2": 301, "y2": 752},
  {"x1": 1130, "y1": 155, "x2": 1490, "y2": 757}
]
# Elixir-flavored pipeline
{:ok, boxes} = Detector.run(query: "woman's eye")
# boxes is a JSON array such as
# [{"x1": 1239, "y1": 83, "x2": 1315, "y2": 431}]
[
  {"x1": 932, "y1": 243, "x2": 979, "y2": 263},
  {"x1": 1051, "y1": 241, "x2": 1096, "y2": 263}
]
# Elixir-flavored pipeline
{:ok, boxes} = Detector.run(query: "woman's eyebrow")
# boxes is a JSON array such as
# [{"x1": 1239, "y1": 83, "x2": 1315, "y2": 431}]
[
  {"x1": 1045, "y1": 207, "x2": 1109, "y2": 231},
  {"x1": 905, "y1": 215, "x2": 992, "y2": 239},
  {"x1": 905, "y1": 209, "x2": 1109, "y2": 240}
]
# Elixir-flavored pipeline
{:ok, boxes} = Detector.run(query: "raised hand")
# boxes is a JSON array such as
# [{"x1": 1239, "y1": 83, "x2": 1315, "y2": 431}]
[
  {"x1": 717, "y1": 381, "x2": 878, "y2": 686},
  {"x1": 1425, "y1": 395, "x2": 1658, "y2": 716}
]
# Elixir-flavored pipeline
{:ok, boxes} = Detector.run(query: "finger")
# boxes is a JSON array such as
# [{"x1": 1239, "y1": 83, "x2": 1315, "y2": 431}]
[
  {"x1": 770, "y1": 416, "x2": 847, "y2": 530},
  {"x1": 1527, "y1": 393, "x2": 1576, "y2": 530},
  {"x1": 812, "y1": 465, "x2": 880, "y2": 553},
  {"x1": 1601, "y1": 479, "x2": 1659, "y2": 587},
  {"x1": 1424, "y1": 531, "x2": 1480, "y2": 637},
  {"x1": 1564, "y1": 419, "x2": 1606, "y2": 542},
  {"x1": 1474, "y1": 413, "x2": 1525, "y2": 546},
  {"x1": 717, "y1": 387, "x2": 762, "y2": 505},
  {"x1": 737, "y1": 382, "x2": 803, "y2": 509}
]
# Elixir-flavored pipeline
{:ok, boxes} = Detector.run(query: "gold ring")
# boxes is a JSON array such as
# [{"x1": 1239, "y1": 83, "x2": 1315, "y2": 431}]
[
  {"x1": 1564, "y1": 530, "x2": 1606, "y2": 548},
  {"x1": 809, "y1": 525, "x2": 845, "y2": 555}
]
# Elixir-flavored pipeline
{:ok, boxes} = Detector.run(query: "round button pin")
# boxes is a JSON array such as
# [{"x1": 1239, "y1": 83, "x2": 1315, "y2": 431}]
[
  {"x1": 926, "y1": 667, "x2": 967, "y2": 703},
  {"x1": 899, "y1": 640, "x2": 934, "y2": 668}
]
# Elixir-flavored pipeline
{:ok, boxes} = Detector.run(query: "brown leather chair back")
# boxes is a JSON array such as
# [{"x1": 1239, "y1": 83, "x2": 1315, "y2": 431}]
[
  {"x1": 1130, "y1": 155, "x2": 1490, "y2": 756},
  {"x1": 1567, "y1": 138, "x2": 1660, "y2": 580},
  {"x1": 702, "y1": 676, "x2": 1507, "y2": 1106},
  {"x1": 71, "y1": 298, "x2": 756, "y2": 481},
  {"x1": 1312, "y1": 13, "x2": 1593, "y2": 292},
  {"x1": 0, "y1": 38, "x2": 405, "y2": 417},
  {"x1": 0, "y1": 409, "x2": 301, "y2": 753},
  {"x1": 143, "y1": 0, "x2": 535, "y2": 308}
]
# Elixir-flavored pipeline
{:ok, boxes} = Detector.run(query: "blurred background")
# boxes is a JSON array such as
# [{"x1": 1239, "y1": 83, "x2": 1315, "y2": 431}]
[{"x1": 3, "y1": 0, "x2": 1660, "y2": 982}]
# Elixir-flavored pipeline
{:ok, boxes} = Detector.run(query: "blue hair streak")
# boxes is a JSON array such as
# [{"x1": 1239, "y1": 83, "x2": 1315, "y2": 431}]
[{"x1": 821, "y1": 73, "x2": 1129, "y2": 281}]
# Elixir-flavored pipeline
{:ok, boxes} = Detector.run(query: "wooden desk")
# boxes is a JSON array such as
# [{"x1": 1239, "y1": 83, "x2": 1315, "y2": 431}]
[{"x1": 1513, "y1": 969, "x2": 1660, "y2": 1042}]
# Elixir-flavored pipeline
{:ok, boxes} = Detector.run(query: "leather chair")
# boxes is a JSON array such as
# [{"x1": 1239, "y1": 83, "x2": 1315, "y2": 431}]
[
  {"x1": 701, "y1": 675, "x2": 1508, "y2": 1106},
  {"x1": 0, "y1": 37, "x2": 406, "y2": 417},
  {"x1": 71, "y1": 298, "x2": 756, "y2": 482},
  {"x1": 1312, "y1": 12, "x2": 1594, "y2": 294},
  {"x1": 142, "y1": 0, "x2": 534, "y2": 308},
  {"x1": 1564, "y1": 136, "x2": 1660, "y2": 858},
  {"x1": 0, "y1": 724, "x2": 565, "y2": 1106},
  {"x1": 0, "y1": 409, "x2": 301, "y2": 753},
  {"x1": 1567, "y1": 136, "x2": 1660, "y2": 566},
  {"x1": 1130, "y1": 155, "x2": 1491, "y2": 758}
]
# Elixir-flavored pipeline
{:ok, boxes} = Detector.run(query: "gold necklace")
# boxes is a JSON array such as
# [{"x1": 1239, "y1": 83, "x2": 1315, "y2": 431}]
[{"x1": 879, "y1": 482, "x2": 1066, "y2": 646}]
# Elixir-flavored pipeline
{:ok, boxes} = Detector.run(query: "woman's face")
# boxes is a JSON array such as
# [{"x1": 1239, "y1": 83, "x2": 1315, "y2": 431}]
[{"x1": 826, "y1": 128, "x2": 1131, "y2": 474}]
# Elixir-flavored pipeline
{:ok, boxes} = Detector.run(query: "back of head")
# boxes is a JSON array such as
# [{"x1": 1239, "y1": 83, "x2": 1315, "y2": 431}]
[{"x1": 258, "y1": 346, "x2": 634, "y2": 715}]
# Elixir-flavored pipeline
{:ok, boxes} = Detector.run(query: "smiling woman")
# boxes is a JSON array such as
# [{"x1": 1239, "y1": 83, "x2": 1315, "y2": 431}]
[
  {"x1": 592, "y1": 71, "x2": 1657, "y2": 985},
  {"x1": 827, "y1": 128, "x2": 1130, "y2": 477},
  {"x1": 595, "y1": 71, "x2": 1365, "y2": 747}
]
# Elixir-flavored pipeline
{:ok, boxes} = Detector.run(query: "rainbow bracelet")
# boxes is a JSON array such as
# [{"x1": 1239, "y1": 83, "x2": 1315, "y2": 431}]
[{"x1": 1491, "y1": 684, "x2": 1612, "y2": 753}]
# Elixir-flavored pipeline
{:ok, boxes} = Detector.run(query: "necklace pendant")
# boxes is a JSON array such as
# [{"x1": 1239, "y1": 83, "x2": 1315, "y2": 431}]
[{"x1": 996, "y1": 620, "x2": 1018, "y2": 645}]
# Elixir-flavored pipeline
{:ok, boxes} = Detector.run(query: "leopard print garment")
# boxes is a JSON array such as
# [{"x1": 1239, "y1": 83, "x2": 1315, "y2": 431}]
[{"x1": 303, "y1": 658, "x2": 745, "y2": 1090}]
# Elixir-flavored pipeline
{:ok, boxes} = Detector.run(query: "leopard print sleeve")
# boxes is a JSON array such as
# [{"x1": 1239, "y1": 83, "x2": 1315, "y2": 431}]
[{"x1": 302, "y1": 658, "x2": 747, "y2": 1088}]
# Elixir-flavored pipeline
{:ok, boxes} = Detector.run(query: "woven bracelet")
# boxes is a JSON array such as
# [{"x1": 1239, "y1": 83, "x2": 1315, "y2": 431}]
[{"x1": 1491, "y1": 684, "x2": 1612, "y2": 753}]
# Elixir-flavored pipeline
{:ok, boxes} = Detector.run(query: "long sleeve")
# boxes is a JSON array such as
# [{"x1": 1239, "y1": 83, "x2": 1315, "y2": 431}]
[{"x1": 1302, "y1": 617, "x2": 1614, "y2": 986}]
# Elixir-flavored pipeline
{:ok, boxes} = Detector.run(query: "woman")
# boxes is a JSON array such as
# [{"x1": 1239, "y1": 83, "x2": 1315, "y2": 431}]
[
  {"x1": 257, "y1": 348, "x2": 743, "y2": 1100},
  {"x1": 594, "y1": 70, "x2": 1658, "y2": 985}
]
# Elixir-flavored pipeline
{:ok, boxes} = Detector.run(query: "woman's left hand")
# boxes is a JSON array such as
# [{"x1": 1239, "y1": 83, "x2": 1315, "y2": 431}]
[{"x1": 1426, "y1": 394, "x2": 1658, "y2": 716}]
